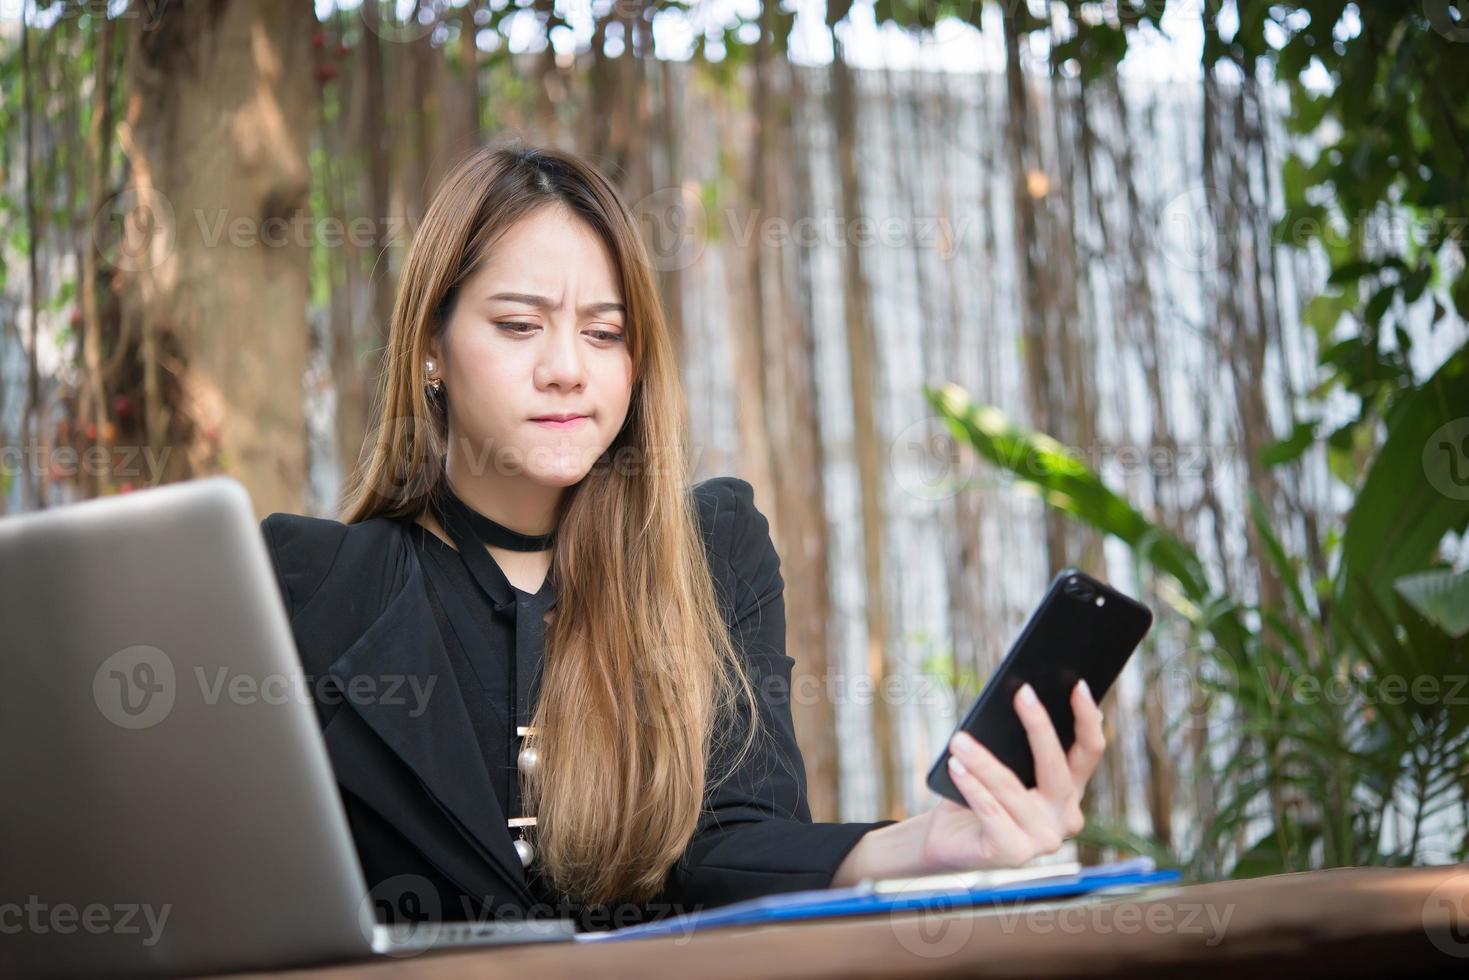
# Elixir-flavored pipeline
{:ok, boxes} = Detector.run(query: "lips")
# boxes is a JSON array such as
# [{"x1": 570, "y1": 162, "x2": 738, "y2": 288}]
[{"x1": 530, "y1": 413, "x2": 590, "y2": 429}]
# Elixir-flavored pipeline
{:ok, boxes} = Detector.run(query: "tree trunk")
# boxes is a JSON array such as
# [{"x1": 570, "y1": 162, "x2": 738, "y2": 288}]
[
  {"x1": 1104, "y1": 71, "x2": 1179, "y2": 854},
  {"x1": 458, "y1": 2, "x2": 482, "y2": 153},
  {"x1": 21, "y1": 8, "x2": 45, "y2": 509},
  {"x1": 830, "y1": 43, "x2": 901, "y2": 821},
  {"x1": 121, "y1": 0, "x2": 315, "y2": 517},
  {"x1": 751, "y1": 38, "x2": 841, "y2": 821},
  {"x1": 336, "y1": 12, "x2": 391, "y2": 490},
  {"x1": 87, "y1": 13, "x2": 119, "y2": 499},
  {"x1": 1001, "y1": 6, "x2": 1067, "y2": 576}
]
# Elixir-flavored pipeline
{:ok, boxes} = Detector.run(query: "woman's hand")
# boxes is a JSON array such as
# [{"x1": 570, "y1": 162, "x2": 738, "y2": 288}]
[
  {"x1": 919, "y1": 680, "x2": 1105, "y2": 870},
  {"x1": 830, "y1": 679, "x2": 1106, "y2": 888}
]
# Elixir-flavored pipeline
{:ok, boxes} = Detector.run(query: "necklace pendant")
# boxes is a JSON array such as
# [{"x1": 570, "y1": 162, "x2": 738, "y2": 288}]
[{"x1": 509, "y1": 814, "x2": 537, "y2": 866}]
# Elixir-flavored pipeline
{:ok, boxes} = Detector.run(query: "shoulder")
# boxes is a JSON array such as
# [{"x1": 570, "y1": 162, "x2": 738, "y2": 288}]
[
  {"x1": 690, "y1": 476, "x2": 782, "y2": 621},
  {"x1": 258, "y1": 511, "x2": 407, "y2": 617},
  {"x1": 691, "y1": 475, "x2": 767, "y2": 563}
]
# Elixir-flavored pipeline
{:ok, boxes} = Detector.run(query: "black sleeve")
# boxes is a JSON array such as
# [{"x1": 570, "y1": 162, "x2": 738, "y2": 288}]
[{"x1": 664, "y1": 477, "x2": 898, "y2": 911}]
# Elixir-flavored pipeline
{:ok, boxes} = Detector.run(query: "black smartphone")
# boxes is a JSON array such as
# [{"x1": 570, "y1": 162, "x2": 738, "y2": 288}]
[{"x1": 926, "y1": 568, "x2": 1153, "y2": 802}]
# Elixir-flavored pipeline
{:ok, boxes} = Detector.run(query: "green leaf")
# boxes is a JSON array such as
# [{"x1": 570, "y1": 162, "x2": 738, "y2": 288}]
[
  {"x1": 1072, "y1": 823, "x2": 1179, "y2": 871},
  {"x1": 1365, "y1": 284, "x2": 1395, "y2": 326},
  {"x1": 1229, "y1": 822, "x2": 1321, "y2": 879},
  {"x1": 1302, "y1": 294, "x2": 1346, "y2": 344},
  {"x1": 1249, "y1": 491, "x2": 1310, "y2": 619},
  {"x1": 1453, "y1": 271, "x2": 1469, "y2": 321},
  {"x1": 1260, "y1": 420, "x2": 1319, "y2": 468},
  {"x1": 927, "y1": 385, "x2": 1205, "y2": 592},
  {"x1": 925, "y1": 383, "x2": 1253, "y2": 668},
  {"x1": 1277, "y1": 35, "x2": 1315, "y2": 81},
  {"x1": 1401, "y1": 264, "x2": 1432, "y2": 304},
  {"x1": 1282, "y1": 154, "x2": 1311, "y2": 207},
  {"x1": 1327, "y1": 259, "x2": 1378, "y2": 286},
  {"x1": 1337, "y1": 343, "x2": 1469, "y2": 617},
  {"x1": 1393, "y1": 569, "x2": 1469, "y2": 639}
]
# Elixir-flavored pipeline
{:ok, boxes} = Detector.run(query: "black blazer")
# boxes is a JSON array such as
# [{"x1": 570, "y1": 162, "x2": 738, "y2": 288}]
[{"x1": 259, "y1": 476, "x2": 894, "y2": 927}]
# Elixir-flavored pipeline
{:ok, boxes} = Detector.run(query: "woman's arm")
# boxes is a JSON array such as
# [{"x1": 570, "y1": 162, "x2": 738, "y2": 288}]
[
  {"x1": 688, "y1": 477, "x2": 1106, "y2": 900},
  {"x1": 830, "y1": 679, "x2": 1104, "y2": 886},
  {"x1": 666, "y1": 478, "x2": 896, "y2": 908}
]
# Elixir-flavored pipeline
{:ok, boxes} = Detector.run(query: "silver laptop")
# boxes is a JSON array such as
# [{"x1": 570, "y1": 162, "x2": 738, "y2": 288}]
[{"x1": 0, "y1": 477, "x2": 575, "y2": 980}]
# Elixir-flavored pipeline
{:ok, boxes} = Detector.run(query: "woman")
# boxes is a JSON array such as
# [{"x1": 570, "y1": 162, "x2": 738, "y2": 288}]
[{"x1": 260, "y1": 142, "x2": 1105, "y2": 931}]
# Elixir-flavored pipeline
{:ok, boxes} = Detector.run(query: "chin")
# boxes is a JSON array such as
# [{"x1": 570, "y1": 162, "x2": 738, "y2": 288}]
[
  {"x1": 526, "y1": 465, "x2": 592, "y2": 488},
  {"x1": 520, "y1": 443, "x2": 604, "y2": 487}
]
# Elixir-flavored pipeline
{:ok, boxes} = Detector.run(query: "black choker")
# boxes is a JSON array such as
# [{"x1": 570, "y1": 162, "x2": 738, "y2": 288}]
[{"x1": 433, "y1": 484, "x2": 556, "y2": 552}]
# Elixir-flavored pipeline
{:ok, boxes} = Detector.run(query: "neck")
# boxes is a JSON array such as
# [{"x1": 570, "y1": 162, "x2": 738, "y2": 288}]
[{"x1": 443, "y1": 446, "x2": 564, "y2": 539}]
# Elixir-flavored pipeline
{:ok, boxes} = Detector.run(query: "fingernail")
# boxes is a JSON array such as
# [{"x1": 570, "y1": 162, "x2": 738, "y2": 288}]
[
  {"x1": 948, "y1": 755, "x2": 968, "y2": 778},
  {"x1": 1019, "y1": 683, "x2": 1038, "y2": 707},
  {"x1": 1078, "y1": 679, "x2": 1093, "y2": 702},
  {"x1": 949, "y1": 731, "x2": 972, "y2": 754}
]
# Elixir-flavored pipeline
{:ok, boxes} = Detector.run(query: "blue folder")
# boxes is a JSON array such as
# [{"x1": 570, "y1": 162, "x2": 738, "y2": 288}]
[{"x1": 574, "y1": 858, "x2": 1182, "y2": 943}]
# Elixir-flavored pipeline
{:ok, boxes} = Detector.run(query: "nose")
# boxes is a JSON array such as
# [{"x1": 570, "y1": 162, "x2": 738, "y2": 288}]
[{"x1": 533, "y1": 320, "x2": 588, "y2": 392}]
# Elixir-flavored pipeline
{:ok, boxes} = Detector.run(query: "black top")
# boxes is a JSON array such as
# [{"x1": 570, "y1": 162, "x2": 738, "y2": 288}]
[
  {"x1": 259, "y1": 476, "x2": 898, "y2": 931},
  {"x1": 404, "y1": 519, "x2": 548, "y2": 820},
  {"x1": 403, "y1": 516, "x2": 563, "y2": 905}
]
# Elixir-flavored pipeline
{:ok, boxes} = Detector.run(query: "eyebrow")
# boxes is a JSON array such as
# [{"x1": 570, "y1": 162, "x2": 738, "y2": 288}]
[{"x1": 487, "y1": 291, "x2": 626, "y2": 317}]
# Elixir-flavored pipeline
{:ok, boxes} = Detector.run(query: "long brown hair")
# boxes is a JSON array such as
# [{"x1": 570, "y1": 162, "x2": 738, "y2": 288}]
[{"x1": 339, "y1": 141, "x2": 759, "y2": 907}]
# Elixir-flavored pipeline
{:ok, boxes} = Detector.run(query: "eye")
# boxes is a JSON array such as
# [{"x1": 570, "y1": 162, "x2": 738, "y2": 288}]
[
  {"x1": 497, "y1": 321, "x2": 538, "y2": 335},
  {"x1": 586, "y1": 329, "x2": 625, "y2": 344}
]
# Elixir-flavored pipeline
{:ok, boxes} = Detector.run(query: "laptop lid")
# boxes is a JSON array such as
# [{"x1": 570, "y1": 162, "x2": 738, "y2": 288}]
[{"x1": 0, "y1": 477, "x2": 376, "y2": 979}]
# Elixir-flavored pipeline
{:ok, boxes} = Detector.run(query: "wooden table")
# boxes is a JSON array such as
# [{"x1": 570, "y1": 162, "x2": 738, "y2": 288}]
[{"x1": 223, "y1": 865, "x2": 1469, "y2": 978}]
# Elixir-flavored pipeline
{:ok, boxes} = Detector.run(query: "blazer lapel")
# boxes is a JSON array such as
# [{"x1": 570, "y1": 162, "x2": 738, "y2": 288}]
[{"x1": 322, "y1": 554, "x2": 533, "y2": 904}]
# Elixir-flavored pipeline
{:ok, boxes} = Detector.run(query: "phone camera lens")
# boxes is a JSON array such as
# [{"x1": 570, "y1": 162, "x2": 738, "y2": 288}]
[{"x1": 1064, "y1": 577, "x2": 1095, "y2": 601}]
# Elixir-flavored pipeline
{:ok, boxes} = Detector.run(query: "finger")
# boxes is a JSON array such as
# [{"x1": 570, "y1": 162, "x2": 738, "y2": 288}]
[
  {"x1": 950, "y1": 732, "x2": 1055, "y2": 843},
  {"x1": 945, "y1": 754, "x2": 1030, "y2": 863},
  {"x1": 1012, "y1": 682, "x2": 1072, "y2": 804},
  {"x1": 1067, "y1": 679, "x2": 1107, "y2": 787}
]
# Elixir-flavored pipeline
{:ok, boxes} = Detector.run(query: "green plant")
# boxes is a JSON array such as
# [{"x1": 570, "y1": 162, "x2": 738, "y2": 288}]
[{"x1": 924, "y1": 342, "x2": 1469, "y2": 879}]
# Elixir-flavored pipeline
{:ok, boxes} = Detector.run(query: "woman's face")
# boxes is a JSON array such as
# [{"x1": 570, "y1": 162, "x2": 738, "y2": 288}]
[{"x1": 431, "y1": 205, "x2": 634, "y2": 488}]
